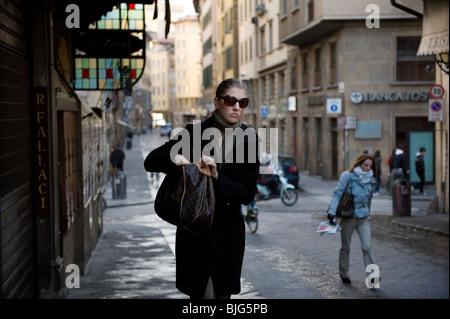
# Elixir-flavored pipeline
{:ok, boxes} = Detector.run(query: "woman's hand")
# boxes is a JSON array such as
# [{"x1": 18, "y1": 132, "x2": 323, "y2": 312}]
[
  {"x1": 174, "y1": 154, "x2": 189, "y2": 165},
  {"x1": 201, "y1": 155, "x2": 218, "y2": 180}
]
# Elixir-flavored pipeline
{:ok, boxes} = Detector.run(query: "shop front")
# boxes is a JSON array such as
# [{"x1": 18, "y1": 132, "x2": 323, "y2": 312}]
[{"x1": 348, "y1": 88, "x2": 433, "y2": 187}]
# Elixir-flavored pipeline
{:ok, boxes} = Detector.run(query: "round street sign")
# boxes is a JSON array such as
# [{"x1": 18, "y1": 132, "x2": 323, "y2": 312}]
[
  {"x1": 429, "y1": 84, "x2": 445, "y2": 99},
  {"x1": 430, "y1": 100, "x2": 442, "y2": 112}
]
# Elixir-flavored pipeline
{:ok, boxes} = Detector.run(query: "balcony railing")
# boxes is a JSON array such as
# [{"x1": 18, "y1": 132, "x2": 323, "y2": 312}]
[{"x1": 397, "y1": 59, "x2": 435, "y2": 82}]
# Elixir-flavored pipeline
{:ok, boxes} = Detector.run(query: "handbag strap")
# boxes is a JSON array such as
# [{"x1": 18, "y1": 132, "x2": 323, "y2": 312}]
[
  {"x1": 177, "y1": 162, "x2": 212, "y2": 176},
  {"x1": 346, "y1": 174, "x2": 353, "y2": 193}
]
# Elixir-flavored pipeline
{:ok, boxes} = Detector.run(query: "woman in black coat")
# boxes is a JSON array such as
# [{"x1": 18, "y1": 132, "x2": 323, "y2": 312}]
[{"x1": 144, "y1": 78, "x2": 259, "y2": 299}]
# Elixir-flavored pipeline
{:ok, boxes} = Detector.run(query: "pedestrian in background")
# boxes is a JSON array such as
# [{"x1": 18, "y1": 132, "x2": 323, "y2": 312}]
[
  {"x1": 390, "y1": 146, "x2": 409, "y2": 178},
  {"x1": 414, "y1": 147, "x2": 426, "y2": 195},
  {"x1": 327, "y1": 153, "x2": 378, "y2": 285},
  {"x1": 373, "y1": 150, "x2": 382, "y2": 196},
  {"x1": 385, "y1": 148, "x2": 395, "y2": 193},
  {"x1": 108, "y1": 146, "x2": 115, "y2": 180},
  {"x1": 110, "y1": 145, "x2": 125, "y2": 171},
  {"x1": 144, "y1": 78, "x2": 259, "y2": 299}
]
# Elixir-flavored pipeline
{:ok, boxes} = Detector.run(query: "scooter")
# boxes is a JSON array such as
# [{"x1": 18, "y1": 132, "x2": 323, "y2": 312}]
[{"x1": 255, "y1": 166, "x2": 299, "y2": 206}]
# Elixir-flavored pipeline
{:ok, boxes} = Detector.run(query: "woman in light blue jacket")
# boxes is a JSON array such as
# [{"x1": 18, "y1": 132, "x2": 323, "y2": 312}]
[{"x1": 327, "y1": 154, "x2": 378, "y2": 285}]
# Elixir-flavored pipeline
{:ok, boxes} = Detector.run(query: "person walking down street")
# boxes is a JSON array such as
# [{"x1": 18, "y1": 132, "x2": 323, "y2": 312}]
[
  {"x1": 373, "y1": 150, "x2": 382, "y2": 196},
  {"x1": 414, "y1": 147, "x2": 426, "y2": 195},
  {"x1": 110, "y1": 145, "x2": 125, "y2": 171},
  {"x1": 390, "y1": 146, "x2": 409, "y2": 179},
  {"x1": 388, "y1": 146, "x2": 409, "y2": 196},
  {"x1": 327, "y1": 154, "x2": 378, "y2": 285},
  {"x1": 126, "y1": 131, "x2": 134, "y2": 149},
  {"x1": 144, "y1": 78, "x2": 259, "y2": 299},
  {"x1": 108, "y1": 147, "x2": 115, "y2": 177},
  {"x1": 385, "y1": 148, "x2": 395, "y2": 193}
]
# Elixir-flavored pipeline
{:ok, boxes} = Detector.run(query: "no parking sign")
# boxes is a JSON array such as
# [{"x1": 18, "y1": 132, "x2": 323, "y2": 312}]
[{"x1": 428, "y1": 99, "x2": 444, "y2": 122}]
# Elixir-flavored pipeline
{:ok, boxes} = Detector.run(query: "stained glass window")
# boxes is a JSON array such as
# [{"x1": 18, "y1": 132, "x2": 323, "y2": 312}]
[
  {"x1": 74, "y1": 3, "x2": 145, "y2": 90},
  {"x1": 87, "y1": 3, "x2": 144, "y2": 30}
]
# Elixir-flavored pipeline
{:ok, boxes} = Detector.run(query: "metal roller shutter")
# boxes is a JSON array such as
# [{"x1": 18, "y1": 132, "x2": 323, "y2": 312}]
[{"x1": 0, "y1": 0, "x2": 36, "y2": 298}]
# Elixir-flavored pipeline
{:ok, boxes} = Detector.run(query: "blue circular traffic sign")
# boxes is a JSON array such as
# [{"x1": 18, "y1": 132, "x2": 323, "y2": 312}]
[
  {"x1": 330, "y1": 104, "x2": 338, "y2": 112},
  {"x1": 431, "y1": 101, "x2": 442, "y2": 112}
]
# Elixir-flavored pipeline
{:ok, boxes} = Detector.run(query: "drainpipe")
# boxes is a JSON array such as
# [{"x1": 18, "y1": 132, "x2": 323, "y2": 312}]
[{"x1": 390, "y1": 0, "x2": 423, "y2": 18}]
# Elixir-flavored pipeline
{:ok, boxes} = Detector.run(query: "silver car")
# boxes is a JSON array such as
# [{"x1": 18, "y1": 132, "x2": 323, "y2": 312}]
[{"x1": 160, "y1": 123, "x2": 172, "y2": 136}]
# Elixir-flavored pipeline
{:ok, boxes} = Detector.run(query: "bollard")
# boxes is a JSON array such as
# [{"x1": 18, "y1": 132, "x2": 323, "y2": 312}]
[
  {"x1": 392, "y1": 178, "x2": 411, "y2": 216},
  {"x1": 112, "y1": 171, "x2": 127, "y2": 199}
]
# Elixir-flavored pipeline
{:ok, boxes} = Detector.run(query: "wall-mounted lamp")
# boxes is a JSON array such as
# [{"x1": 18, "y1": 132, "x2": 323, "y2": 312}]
[{"x1": 435, "y1": 52, "x2": 449, "y2": 74}]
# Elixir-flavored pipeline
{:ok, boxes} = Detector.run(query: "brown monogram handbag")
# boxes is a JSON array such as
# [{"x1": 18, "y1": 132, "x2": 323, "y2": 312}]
[{"x1": 154, "y1": 163, "x2": 215, "y2": 232}]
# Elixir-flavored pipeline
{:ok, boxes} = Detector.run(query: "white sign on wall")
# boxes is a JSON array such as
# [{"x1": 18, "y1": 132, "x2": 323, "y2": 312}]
[
  {"x1": 326, "y1": 98, "x2": 342, "y2": 114},
  {"x1": 428, "y1": 99, "x2": 444, "y2": 122},
  {"x1": 288, "y1": 96, "x2": 296, "y2": 111}
]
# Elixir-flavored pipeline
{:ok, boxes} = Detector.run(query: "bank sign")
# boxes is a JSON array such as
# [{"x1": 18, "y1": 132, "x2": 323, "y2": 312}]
[{"x1": 350, "y1": 91, "x2": 429, "y2": 104}]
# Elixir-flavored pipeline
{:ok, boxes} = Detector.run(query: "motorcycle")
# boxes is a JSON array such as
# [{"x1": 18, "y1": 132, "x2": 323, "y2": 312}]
[{"x1": 255, "y1": 166, "x2": 299, "y2": 206}]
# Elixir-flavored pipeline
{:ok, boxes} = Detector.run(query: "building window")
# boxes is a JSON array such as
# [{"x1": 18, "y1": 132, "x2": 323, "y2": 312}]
[
  {"x1": 245, "y1": 40, "x2": 248, "y2": 63},
  {"x1": 291, "y1": 57, "x2": 297, "y2": 91},
  {"x1": 396, "y1": 37, "x2": 435, "y2": 82},
  {"x1": 260, "y1": 26, "x2": 266, "y2": 55},
  {"x1": 278, "y1": 72, "x2": 285, "y2": 96},
  {"x1": 302, "y1": 53, "x2": 308, "y2": 89},
  {"x1": 329, "y1": 42, "x2": 337, "y2": 85},
  {"x1": 269, "y1": 21, "x2": 273, "y2": 51},
  {"x1": 269, "y1": 74, "x2": 275, "y2": 96},
  {"x1": 240, "y1": 43, "x2": 243, "y2": 65},
  {"x1": 307, "y1": 0, "x2": 314, "y2": 22},
  {"x1": 249, "y1": 37, "x2": 253, "y2": 61},
  {"x1": 74, "y1": 3, "x2": 145, "y2": 90},
  {"x1": 203, "y1": 36, "x2": 212, "y2": 56},
  {"x1": 281, "y1": 0, "x2": 287, "y2": 17},
  {"x1": 314, "y1": 48, "x2": 321, "y2": 87},
  {"x1": 261, "y1": 77, "x2": 267, "y2": 98},
  {"x1": 202, "y1": 8, "x2": 211, "y2": 30},
  {"x1": 225, "y1": 47, "x2": 233, "y2": 70},
  {"x1": 225, "y1": 9, "x2": 232, "y2": 33}
]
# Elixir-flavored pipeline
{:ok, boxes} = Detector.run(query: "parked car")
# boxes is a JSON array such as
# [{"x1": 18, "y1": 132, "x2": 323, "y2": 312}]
[
  {"x1": 160, "y1": 123, "x2": 172, "y2": 136},
  {"x1": 278, "y1": 156, "x2": 299, "y2": 188}
]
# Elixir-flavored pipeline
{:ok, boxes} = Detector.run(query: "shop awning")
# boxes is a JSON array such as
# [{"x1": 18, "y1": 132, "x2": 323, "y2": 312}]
[
  {"x1": 417, "y1": 0, "x2": 449, "y2": 56},
  {"x1": 116, "y1": 119, "x2": 136, "y2": 130}
]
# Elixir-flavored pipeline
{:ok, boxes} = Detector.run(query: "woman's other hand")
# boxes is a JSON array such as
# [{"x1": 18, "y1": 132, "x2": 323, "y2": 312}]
[{"x1": 174, "y1": 154, "x2": 189, "y2": 165}]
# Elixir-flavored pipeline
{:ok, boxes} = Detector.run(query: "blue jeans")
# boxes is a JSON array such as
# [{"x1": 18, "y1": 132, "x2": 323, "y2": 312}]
[
  {"x1": 339, "y1": 217, "x2": 376, "y2": 278},
  {"x1": 374, "y1": 175, "x2": 381, "y2": 193}
]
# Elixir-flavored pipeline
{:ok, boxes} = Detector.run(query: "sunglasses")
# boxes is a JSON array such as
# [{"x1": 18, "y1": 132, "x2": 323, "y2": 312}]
[{"x1": 216, "y1": 95, "x2": 249, "y2": 108}]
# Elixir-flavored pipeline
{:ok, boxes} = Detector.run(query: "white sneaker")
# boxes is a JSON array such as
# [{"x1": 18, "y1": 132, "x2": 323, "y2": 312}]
[{"x1": 373, "y1": 192, "x2": 379, "y2": 196}]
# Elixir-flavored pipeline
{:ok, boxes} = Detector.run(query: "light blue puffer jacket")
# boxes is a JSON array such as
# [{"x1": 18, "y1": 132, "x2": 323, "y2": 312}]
[{"x1": 328, "y1": 170, "x2": 376, "y2": 219}]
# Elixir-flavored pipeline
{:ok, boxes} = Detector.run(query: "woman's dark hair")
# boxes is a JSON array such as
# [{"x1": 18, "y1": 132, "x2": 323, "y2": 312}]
[
  {"x1": 349, "y1": 153, "x2": 378, "y2": 183},
  {"x1": 215, "y1": 78, "x2": 247, "y2": 97}
]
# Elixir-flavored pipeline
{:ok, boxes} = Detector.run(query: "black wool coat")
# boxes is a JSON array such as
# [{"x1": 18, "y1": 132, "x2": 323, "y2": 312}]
[{"x1": 144, "y1": 116, "x2": 259, "y2": 297}]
